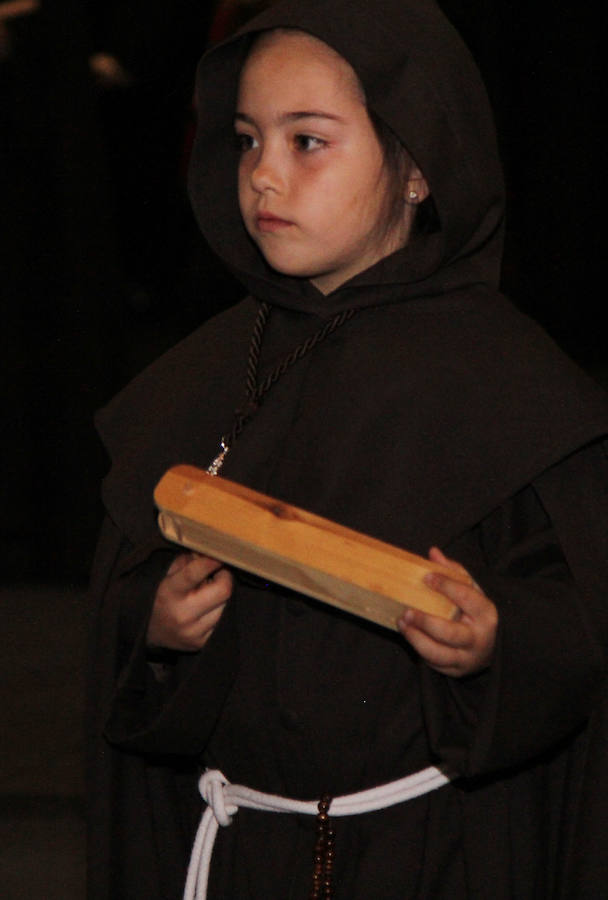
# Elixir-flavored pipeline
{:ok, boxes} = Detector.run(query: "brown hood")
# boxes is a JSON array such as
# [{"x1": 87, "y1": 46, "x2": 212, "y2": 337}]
[{"x1": 188, "y1": 0, "x2": 505, "y2": 315}]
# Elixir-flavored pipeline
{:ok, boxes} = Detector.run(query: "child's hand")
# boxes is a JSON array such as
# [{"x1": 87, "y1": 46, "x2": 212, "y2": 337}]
[
  {"x1": 146, "y1": 553, "x2": 233, "y2": 652},
  {"x1": 397, "y1": 547, "x2": 498, "y2": 678}
]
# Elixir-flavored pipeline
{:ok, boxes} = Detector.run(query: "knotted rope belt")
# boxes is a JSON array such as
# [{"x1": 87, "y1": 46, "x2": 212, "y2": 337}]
[{"x1": 184, "y1": 765, "x2": 455, "y2": 899}]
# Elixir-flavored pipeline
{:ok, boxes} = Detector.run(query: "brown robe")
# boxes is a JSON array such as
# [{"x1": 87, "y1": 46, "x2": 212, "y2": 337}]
[{"x1": 87, "y1": 1, "x2": 608, "y2": 897}]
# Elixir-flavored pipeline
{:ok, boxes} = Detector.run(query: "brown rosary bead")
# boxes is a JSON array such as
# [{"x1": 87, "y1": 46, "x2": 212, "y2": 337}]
[{"x1": 309, "y1": 793, "x2": 336, "y2": 900}]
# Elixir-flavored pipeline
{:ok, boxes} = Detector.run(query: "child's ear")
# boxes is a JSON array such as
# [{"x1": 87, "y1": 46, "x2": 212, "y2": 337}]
[{"x1": 405, "y1": 166, "x2": 430, "y2": 205}]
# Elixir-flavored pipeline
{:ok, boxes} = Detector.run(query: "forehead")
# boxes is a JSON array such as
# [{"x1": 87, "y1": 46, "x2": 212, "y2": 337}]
[{"x1": 237, "y1": 30, "x2": 363, "y2": 107}]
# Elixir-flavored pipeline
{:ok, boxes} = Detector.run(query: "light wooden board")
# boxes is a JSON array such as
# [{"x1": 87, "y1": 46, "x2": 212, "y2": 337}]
[{"x1": 154, "y1": 465, "x2": 462, "y2": 630}]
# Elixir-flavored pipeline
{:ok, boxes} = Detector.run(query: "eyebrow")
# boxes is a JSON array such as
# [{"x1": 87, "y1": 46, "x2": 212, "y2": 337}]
[{"x1": 234, "y1": 111, "x2": 345, "y2": 125}]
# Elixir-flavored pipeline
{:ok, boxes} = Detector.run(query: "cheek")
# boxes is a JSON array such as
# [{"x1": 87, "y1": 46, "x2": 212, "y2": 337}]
[
  {"x1": 338, "y1": 184, "x2": 381, "y2": 233},
  {"x1": 335, "y1": 154, "x2": 384, "y2": 215},
  {"x1": 237, "y1": 167, "x2": 252, "y2": 215}
]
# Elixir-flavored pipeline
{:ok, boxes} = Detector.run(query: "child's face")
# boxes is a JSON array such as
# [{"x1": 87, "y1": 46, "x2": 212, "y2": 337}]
[{"x1": 235, "y1": 31, "x2": 411, "y2": 295}]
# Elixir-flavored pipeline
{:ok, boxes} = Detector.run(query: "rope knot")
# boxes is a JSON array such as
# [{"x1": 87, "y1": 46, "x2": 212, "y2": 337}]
[{"x1": 198, "y1": 769, "x2": 235, "y2": 827}]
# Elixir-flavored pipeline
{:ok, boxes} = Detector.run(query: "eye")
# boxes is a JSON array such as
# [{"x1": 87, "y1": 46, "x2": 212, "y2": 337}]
[
  {"x1": 294, "y1": 134, "x2": 327, "y2": 152},
  {"x1": 235, "y1": 132, "x2": 258, "y2": 153}
]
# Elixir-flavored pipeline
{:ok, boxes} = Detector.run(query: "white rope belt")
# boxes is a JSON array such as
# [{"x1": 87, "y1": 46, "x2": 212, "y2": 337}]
[{"x1": 184, "y1": 764, "x2": 455, "y2": 899}]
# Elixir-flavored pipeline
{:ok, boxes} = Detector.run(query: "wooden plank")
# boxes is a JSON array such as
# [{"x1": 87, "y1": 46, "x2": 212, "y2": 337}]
[{"x1": 154, "y1": 465, "x2": 463, "y2": 630}]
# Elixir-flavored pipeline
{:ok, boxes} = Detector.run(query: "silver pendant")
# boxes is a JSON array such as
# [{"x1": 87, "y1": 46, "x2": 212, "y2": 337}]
[{"x1": 207, "y1": 438, "x2": 230, "y2": 476}]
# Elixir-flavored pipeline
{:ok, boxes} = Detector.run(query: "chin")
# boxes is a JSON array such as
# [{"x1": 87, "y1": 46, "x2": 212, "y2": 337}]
[{"x1": 258, "y1": 252, "x2": 315, "y2": 281}]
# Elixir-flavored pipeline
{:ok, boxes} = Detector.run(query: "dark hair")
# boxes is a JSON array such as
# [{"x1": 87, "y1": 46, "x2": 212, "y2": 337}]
[{"x1": 368, "y1": 109, "x2": 439, "y2": 236}]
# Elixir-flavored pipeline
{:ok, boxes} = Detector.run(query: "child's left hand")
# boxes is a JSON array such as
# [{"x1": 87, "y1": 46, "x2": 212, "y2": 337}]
[{"x1": 397, "y1": 547, "x2": 498, "y2": 678}]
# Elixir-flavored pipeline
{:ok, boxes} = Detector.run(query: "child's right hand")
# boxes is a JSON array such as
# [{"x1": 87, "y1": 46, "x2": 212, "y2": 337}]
[{"x1": 146, "y1": 553, "x2": 233, "y2": 652}]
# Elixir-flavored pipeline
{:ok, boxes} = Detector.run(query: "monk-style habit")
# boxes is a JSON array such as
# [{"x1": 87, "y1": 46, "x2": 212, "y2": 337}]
[{"x1": 87, "y1": 1, "x2": 608, "y2": 897}]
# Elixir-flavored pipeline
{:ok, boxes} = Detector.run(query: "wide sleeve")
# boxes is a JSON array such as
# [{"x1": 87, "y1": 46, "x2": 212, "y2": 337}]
[
  {"x1": 420, "y1": 439, "x2": 608, "y2": 777},
  {"x1": 87, "y1": 517, "x2": 208, "y2": 900},
  {"x1": 92, "y1": 520, "x2": 241, "y2": 758}
]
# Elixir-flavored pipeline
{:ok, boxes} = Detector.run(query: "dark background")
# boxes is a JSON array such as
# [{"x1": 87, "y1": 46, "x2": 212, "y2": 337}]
[
  {"x1": 0, "y1": 2, "x2": 605, "y2": 897},
  {"x1": 2, "y1": 0, "x2": 605, "y2": 587}
]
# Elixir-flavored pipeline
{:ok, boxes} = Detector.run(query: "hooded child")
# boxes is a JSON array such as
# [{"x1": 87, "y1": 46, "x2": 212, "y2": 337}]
[{"x1": 87, "y1": 0, "x2": 608, "y2": 898}]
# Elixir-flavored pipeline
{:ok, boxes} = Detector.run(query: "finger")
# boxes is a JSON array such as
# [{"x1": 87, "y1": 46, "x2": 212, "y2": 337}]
[
  {"x1": 180, "y1": 580, "x2": 232, "y2": 650},
  {"x1": 166, "y1": 552, "x2": 196, "y2": 577},
  {"x1": 424, "y1": 572, "x2": 489, "y2": 619},
  {"x1": 192, "y1": 567, "x2": 234, "y2": 606},
  {"x1": 187, "y1": 598, "x2": 227, "y2": 637},
  {"x1": 154, "y1": 571, "x2": 232, "y2": 650},
  {"x1": 179, "y1": 567, "x2": 233, "y2": 618},
  {"x1": 428, "y1": 548, "x2": 483, "y2": 593},
  {"x1": 398, "y1": 617, "x2": 467, "y2": 672},
  {"x1": 171, "y1": 555, "x2": 226, "y2": 593},
  {"x1": 398, "y1": 607, "x2": 473, "y2": 650},
  {"x1": 428, "y1": 546, "x2": 469, "y2": 578},
  {"x1": 171, "y1": 602, "x2": 228, "y2": 652}
]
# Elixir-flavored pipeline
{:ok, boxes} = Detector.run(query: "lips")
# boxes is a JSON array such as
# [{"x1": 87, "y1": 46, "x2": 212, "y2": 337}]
[{"x1": 256, "y1": 211, "x2": 293, "y2": 232}]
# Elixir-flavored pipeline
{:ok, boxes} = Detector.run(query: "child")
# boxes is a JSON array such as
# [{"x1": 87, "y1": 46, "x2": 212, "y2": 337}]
[{"x1": 88, "y1": 1, "x2": 608, "y2": 898}]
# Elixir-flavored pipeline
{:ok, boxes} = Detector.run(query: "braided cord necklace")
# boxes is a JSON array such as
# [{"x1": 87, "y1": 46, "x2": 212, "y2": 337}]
[{"x1": 207, "y1": 301, "x2": 356, "y2": 475}]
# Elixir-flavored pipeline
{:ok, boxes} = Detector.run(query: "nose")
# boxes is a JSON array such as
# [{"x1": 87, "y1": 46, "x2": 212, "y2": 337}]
[{"x1": 250, "y1": 145, "x2": 284, "y2": 194}]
